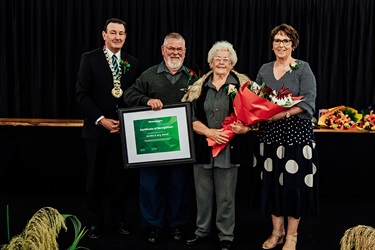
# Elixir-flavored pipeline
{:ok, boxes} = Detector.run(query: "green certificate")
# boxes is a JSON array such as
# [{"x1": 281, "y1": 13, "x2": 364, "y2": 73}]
[
  {"x1": 134, "y1": 116, "x2": 180, "y2": 154},
  {"x1": 118, "y1": 103, "x2": 195, "y2": 168}
]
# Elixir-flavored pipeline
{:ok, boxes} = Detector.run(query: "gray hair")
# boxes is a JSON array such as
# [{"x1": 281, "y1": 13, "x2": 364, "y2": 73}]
[
  {"x1": 207, "y1": 41, "x2": 238, "y2": 67},
  {"x1": 163, "y1": 32, "x2": 185, "y2": 47}
]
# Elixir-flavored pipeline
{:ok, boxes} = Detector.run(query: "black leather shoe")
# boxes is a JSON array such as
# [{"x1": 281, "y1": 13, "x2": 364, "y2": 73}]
[
  {"x1": 220, "y1": 240, "x2": 233, "y2": 250},
  {"x1": 185, "y1": 234, "x2": 203, "y2": 246},
  {"x1": 147, "y1": 228, "x2": 160, "y2": 244},
  {"x1": 116, "y1": 222, "x2": 130, "y2": 235},
  {"x1": 171, "y1": 227, "x2": 182, "y2": 241},
  {"x1": 87, "y1": 225, "x2": 101, "y2": 239}
]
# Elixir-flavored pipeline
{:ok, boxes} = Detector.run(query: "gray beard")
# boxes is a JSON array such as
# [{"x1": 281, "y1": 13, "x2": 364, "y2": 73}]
[{"x1": 166, "y1": 58, "x2": 183, "y2": 69}]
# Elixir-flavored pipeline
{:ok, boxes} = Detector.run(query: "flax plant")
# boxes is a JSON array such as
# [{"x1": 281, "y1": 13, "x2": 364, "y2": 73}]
[
  {"x1": 1, "y1": 207, "x2": 89, "y2": 250},
  {"x1": 340, "y1": 225, "x2": 375, "y2": 250}
]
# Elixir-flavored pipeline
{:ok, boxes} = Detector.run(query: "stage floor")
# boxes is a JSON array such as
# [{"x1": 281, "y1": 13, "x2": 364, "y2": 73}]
[{"x1": 1, "y1": 193, "x2": 374, "y2": 250}]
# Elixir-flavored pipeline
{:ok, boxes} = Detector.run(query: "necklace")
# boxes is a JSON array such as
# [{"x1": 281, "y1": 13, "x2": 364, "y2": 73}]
[{"x1": 103, "y1": 45, "x2": 123, "y2": 98}]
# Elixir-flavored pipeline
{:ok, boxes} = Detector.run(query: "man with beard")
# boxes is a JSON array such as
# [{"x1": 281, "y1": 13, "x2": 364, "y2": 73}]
[{"x1": 123, "y1": 32, "x2": 198, "y2": 244}]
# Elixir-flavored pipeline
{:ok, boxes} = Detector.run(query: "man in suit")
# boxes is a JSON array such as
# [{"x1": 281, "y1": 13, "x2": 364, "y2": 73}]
[
  {"x1": 124, "y1": 32, "x2": 198, "y2": 244},
  {"x1": 76, "y1": 18, "x2": 140, "y2": 239}
]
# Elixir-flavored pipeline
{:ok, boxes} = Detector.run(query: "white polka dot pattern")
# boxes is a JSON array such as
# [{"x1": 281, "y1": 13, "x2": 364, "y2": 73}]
[
  {"x1": 279, "y1": 173, "x2": 283, "y2": 186},
  {"x1": 285, "y1": 159, "x2": 298, "y2": 174},
  {"x1": 303, "y1": 145, "x2": 312, "y2": 159},
  {"x1": 304, "y1": 174, "x2": 314, "y2": 187},
  {"x1": 312, "y1": 163, "x2": 317, "y2": 175},
  {"x1": 253, "y1": 155, "x2": 257, "y2": 168},
  {"x1": 259, "y1": 142, "x2": 264, "y2": 156},
  {"x1": 264, "y1": 158, "x2": 273, "y2": 172},
  {"x1": 254, "y1": 85, "x2": 319, "y2": 216},
  {"x1": 276, "y1": 145, "x2": 285, "y2": 159},
  {"x1": 257, "y1": 117, "x2": 318, "y2": 190}
]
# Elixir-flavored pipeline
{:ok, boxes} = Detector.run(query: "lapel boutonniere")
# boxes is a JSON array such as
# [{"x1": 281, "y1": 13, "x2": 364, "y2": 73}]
[
  {"x1": 120, "y1": 59, "x2": 131, "y2": 74},
  {"x1": 226, "y1": 84, "x2": 238, "y2": 100},
  {"x1": 181, "y1": 68, "x2": 197, "y2": 92},
  {"x1": 288, "y1": 60, "x2": 301, "y2": 73},
  {"x1": 185, "y1": 68, "x2": 196, "y2": 85}
]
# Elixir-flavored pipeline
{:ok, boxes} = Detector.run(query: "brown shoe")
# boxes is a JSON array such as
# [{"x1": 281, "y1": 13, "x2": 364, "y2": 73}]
[{"x1": 262, "y1": 229, "x2": 285, "y2": 249}]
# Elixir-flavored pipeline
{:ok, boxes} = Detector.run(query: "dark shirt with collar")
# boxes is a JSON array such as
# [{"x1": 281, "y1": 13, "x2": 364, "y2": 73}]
[
  {"x1": 202, "y1": 74, "x2": 237, "y2": 129},
  {"x1": 124, "y1": 62, "x2": 198, "y2": 106},
  {"x1": 157, "y1": 62, "x2": 185, "y2": 84},
  {"x1": 193, "y1": 74, "x2": 239, "y2": 168}
]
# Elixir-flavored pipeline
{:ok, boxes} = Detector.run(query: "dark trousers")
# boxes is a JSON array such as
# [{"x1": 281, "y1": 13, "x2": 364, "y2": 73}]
[
  {"x1": 139, "y1": 164, "x2": 193, "y2": 229},
  {"x1": 84, "y1": 134, "x2": 136, "y2": 226}
]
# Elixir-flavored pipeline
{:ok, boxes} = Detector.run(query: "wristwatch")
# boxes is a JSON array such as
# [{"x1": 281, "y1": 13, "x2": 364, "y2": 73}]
[{"x1": 285, "y1": 111, "x2": 291, "y2": 118}]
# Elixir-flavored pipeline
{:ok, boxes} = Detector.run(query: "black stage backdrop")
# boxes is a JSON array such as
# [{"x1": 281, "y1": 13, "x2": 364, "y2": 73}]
[{"x1": 1, "y1": 0, "x2": 375, "y2": 118}]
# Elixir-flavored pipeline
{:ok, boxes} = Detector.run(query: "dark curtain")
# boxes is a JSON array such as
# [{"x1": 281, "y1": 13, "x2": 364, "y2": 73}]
[{"x1": 1, "y1": 0, "x2": 374, "y2": 118}]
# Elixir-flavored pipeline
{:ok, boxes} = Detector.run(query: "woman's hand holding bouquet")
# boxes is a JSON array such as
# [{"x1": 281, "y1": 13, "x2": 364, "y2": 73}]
[{"x1": 207, "y1": 81, "x2": 303, "y2": 157}]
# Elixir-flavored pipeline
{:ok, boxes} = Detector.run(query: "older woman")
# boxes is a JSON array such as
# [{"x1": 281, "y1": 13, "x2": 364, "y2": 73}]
[
  {"x1": 255, "y1": 24, "x2": 319, "y2": 250},
  {"x1": 182, "y1": 41, "x2": 251, "y2": 250}
]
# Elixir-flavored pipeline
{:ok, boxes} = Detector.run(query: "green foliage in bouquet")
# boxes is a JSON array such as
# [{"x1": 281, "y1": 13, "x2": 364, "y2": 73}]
[
  {"x1": 343, "y1": 107, "x2": 361, "y2": 123},
  {"x1": 358, "y1": 104, "x2": 375, "y2": 131},
  {"x1": 359, "y1": 104, "x2": 374, "y2": 117},
  {"x1": 246, "y1": 82, "x2": 296, "y2": 107},
  {"x1": 247, "y1": 82, "x2": 274, "y2": 101}
]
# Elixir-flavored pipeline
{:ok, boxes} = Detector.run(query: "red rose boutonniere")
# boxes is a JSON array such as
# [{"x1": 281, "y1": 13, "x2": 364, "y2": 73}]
[
  {"x1": 180, "y1": 68, "x2": 197, "y2": 92},
  {"x1": 120, "y1": 59, "x2": 131, "y2": 74},
  {"x1": 186, "y1": 68, "x2": 196, "y2": 84}
]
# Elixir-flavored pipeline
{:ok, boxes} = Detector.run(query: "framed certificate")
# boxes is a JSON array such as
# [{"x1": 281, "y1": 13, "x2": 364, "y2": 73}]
[{"x1": 118, "y1": 103, "x2": 196, "y2": 168}]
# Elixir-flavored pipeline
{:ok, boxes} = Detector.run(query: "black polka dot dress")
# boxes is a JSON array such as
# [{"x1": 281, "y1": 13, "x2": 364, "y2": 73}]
[{"x1": 254, "y1": 116, "x2": 319, "y2": 218}]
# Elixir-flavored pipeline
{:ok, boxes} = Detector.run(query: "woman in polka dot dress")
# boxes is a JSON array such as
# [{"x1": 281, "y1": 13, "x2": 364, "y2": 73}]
[{"x1": 254, "y1": 24, "x2": 319, "y2": 250}]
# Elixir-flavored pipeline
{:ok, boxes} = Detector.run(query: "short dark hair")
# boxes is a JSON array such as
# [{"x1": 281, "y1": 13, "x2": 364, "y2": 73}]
[
  {"x1": 270, "y1": 23, "x2": 299, "y2": 49},
  {"x1": 103, "y1": 18, "x2": 126, "y2": 32}
]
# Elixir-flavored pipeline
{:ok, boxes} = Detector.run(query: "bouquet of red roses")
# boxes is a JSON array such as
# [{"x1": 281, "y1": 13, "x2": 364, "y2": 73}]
[{"x1": 207, "y1": 81, "x2": 303, "y2": 157}]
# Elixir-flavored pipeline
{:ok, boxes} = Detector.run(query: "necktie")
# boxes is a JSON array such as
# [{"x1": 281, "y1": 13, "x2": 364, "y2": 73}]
[{"x1": 112, "y1": 55, "x2": 119, "y2": 76}]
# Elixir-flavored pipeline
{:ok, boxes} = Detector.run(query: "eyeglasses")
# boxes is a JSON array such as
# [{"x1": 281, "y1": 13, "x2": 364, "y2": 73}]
[
  {"x1": 273, "y1": 39, "x2": 292, "y2": 46},
  {"x1": 213, "y1": 57, "x2": 231, "y2": 62},
  {"x1": 165, "y1": 46, "x2": 185, "y2": 52}
]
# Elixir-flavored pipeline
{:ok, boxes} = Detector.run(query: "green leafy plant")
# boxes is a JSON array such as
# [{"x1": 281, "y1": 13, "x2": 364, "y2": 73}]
[{"x1": 62, "y1": 214, "x2": 89, "y2": 250}]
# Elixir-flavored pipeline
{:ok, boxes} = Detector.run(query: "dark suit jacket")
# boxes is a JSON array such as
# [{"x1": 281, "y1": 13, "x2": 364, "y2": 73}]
[{"x1": 76, "y1": 47, "x2": 139, "y2": 139}]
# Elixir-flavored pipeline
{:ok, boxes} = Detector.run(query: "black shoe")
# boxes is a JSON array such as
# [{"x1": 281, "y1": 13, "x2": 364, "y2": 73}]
[
  {"x1": 87, "y1": 225, "x2": 101, "y2": 239},
  {"x1": 116, "y1": 222, "x2": 130, "y2": 235},
  {"x1": 171, "y1": 227, "x2": 182, "y2": 241},
  {"x1": 220, "y1": 240, "x2": 233, "y2": 250},
  {"x1": 185, "y1": 234, "x2": 204, "y2": 246},
  {"x1": 147, "y1": 228, "x2": 161, "y2": 244}
]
